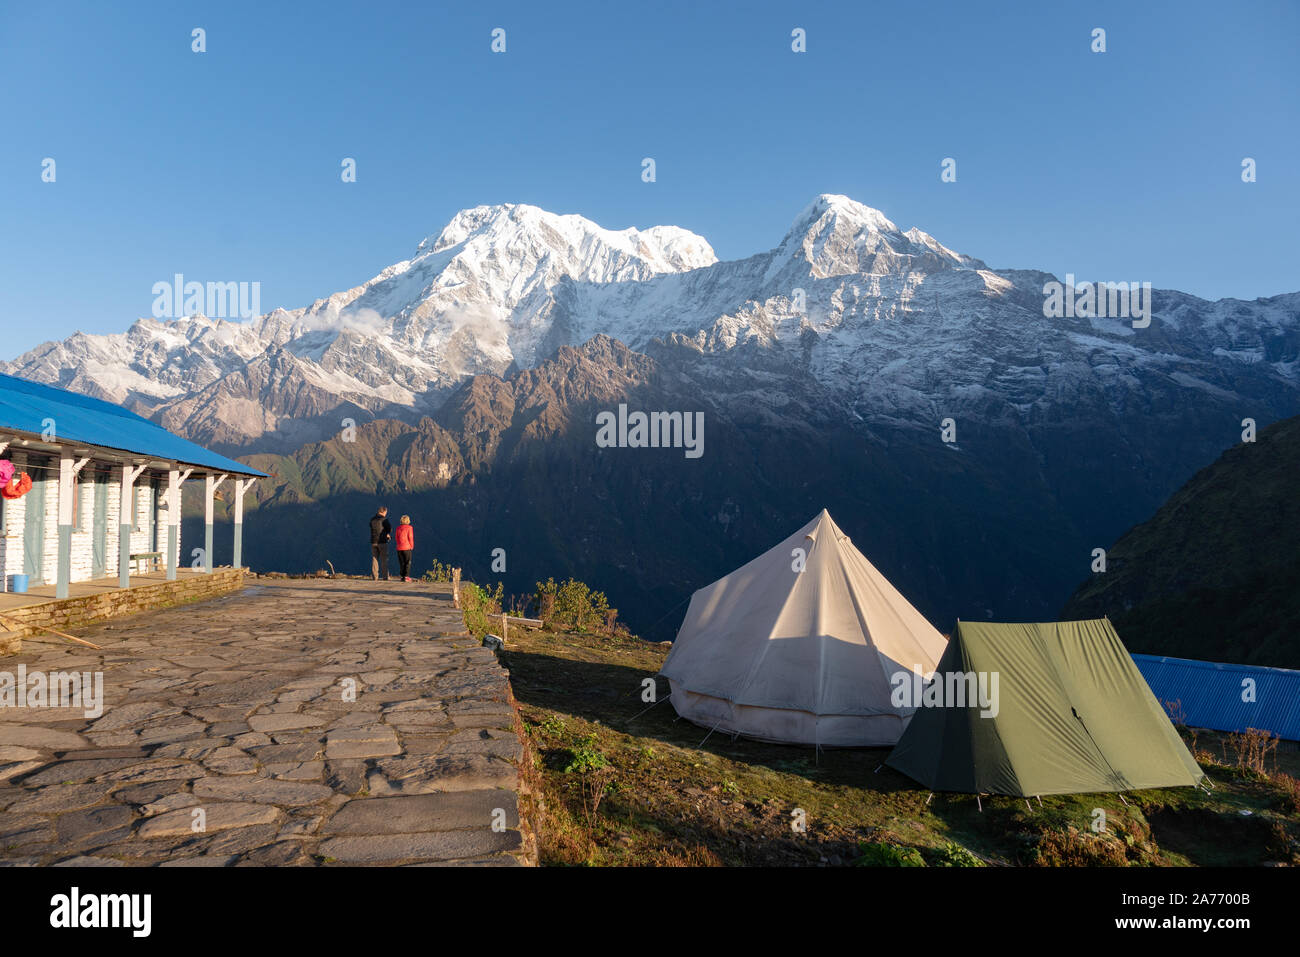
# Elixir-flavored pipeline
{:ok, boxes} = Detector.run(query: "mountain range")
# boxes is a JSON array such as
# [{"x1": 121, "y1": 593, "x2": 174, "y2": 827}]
[
  {"x1": 1065, "y1": 413, "x2": 1300, "y2": 668},
  {"x1": 6, "y1": 195, "x2": 1299, "y2": 641}
]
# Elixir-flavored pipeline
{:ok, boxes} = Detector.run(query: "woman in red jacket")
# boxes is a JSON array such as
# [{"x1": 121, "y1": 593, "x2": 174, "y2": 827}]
[{"x1": 395, "y1": 515, "x2": 415, "y2": 582}]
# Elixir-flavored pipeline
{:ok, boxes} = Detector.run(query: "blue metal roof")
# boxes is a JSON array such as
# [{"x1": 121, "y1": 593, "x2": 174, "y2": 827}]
[
  {"x1": 0, "y1": 372, "x2": 266, "y2": 477},
  {"x1": 1133, "y1": 653, "x2": 1300, "y2": 742}
]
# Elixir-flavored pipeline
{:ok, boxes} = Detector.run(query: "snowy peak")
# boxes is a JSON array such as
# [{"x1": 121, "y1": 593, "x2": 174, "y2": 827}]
[
  {"x1": 5, "y1": 193, "x2": 1294, "y2": 455},
  {"x1": 777, "y1": 194, "x2": 975, "y2": 279},
  {"x1": 414, "y1": 202, "x2": 717, "y2": 279},
  {"x1": 791, "y1": 193, "x2": 901, "y2": 236}
]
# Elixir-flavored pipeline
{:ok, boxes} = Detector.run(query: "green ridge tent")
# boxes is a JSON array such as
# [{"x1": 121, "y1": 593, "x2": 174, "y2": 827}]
[{"x1": 885, "y1": 619, "x2": 1205, "y2": 797}]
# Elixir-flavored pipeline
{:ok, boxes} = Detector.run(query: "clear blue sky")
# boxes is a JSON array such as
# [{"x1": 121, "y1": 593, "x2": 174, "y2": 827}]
[{"x1": 1, "y1": 0, "x2": 1296, "y2": 357}]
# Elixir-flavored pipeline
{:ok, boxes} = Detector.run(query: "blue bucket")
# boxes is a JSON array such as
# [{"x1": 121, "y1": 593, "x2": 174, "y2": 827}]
[{"x1": 10, "y1": 574, "x2": 28, "y2": 594}]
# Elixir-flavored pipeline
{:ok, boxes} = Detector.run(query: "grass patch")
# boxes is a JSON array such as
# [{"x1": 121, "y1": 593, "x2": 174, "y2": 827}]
[{"x1": 498, "y1": 623, "x2": 1300, "y2": 867}]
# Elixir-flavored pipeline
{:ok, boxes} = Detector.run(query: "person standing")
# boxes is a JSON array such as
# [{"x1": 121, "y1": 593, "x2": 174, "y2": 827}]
[
  {"x1": 395, "y1": 515, "x2": 414, "y2": 582},
  {"x1": 369, "y1": 506, "x2": 392, "y2": 581}
]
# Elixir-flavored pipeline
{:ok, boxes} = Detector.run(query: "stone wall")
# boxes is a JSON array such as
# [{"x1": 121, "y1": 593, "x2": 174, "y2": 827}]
[{"x1": 0, "y1": 567, "x2": 244, "y2": 655}]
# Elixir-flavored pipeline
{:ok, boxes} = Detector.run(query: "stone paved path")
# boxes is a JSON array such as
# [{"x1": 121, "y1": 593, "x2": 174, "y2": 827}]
[{"x1": 0, "y1": 578, "x2": 531, "y2": 866}]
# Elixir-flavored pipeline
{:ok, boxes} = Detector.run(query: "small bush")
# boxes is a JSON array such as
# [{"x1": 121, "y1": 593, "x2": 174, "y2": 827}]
[
  {"x1": 562, "y1": 733, "x2": 615, "y2": 856},
  {"x1": 420, "y1": 559, "x2": 454, "y2": 583},
  {"x1": 534, "y1": 577, "x2": 616, "y2": 633},
  {"x1": 564, "y1": 735, "x2": 610, "y2": 774},
  {"x1": 927, "y1": 841, "x2": 985, "y2": 867},
  {"x1": 460, "y1": 581, "x2": 505, "y2": 640},
  {"x1": 852, "y1": 841, "x2": 926, "y2": 867},
  {"x1": 1030, "y1": 826, "x2": 1130, "y2": 867},
  {"x1": 1222, "y1": 728, "x2": 1278, "y2": 778},
  {"x1": 1269, "y1": 772, "x2": 1300, "y2": 815}
]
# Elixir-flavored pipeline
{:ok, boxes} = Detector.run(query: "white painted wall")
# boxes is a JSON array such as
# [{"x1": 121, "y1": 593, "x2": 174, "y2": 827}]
[{"x1": 0, "y1": 451, "x2": 180, "y2": 587}]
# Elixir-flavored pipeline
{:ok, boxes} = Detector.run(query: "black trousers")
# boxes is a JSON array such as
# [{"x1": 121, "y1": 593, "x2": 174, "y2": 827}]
[
  {"x1": 371, "y1": 544, "x2": 389, "y2": 580},
  {"x1": 397, "y1": 550, "x2": 412, "y2": 579}
]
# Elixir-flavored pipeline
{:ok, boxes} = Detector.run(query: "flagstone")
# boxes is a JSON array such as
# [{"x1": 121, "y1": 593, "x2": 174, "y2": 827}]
[
  {"x1": 325, "y1": 791, "x2": 519, "y2": 835},
  {"x1": 21, "y1": 758, "x2": 135, "y2": 785},
  {"x1": 192, "y1": 776, "x2": 333, "y2": 806},
  {"x1": 55, "y1": 804, "x2": 134, "y2": 846},
  {"x1": 88, "y1": 701, "x2": 183, "y2": 732},
  {"x1": 0, "y1": 725, "x2": 88, "y2": 750},
  {"x1": 0, "y1": 760, "x2": 45, "y2": 782},
  {"x1": 157, "y1": 854, "x2": 237, "y2": 867},
  {"x1": 248, "y1": 712, "x2": 326, "y2": 733},
  {"x1": 7, "y1": 781, "x2": 113, "y2": 813},
  {"x1": 100, "y1": 759, "x2": 203, "y2": 784},
  {"x1": 0, "y1": 579, "x2": 529, "y2": 866},
  {"x1": 369, "y1": 754, "x2": 516, "y2": 795},
  {"x1": 138, "y1": 802, "x2": 281, "y2": 838},
  {"x1": 202, "y1": 747, "x2": 259, "y2": 775},
  {"x1": 318, "y1": 828, "x2": 522, "y2": 864},
  {"x1": 265, "y1": 761, "x2": 323, "y2": 781}
]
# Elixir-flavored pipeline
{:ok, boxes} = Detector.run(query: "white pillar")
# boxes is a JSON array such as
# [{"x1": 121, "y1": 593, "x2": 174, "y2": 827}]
[
  {"x1": 165, "y1": 467, "x2": 191, "y2": 580},
  {"x1": 56, "y1": 454, "x2": 74, "y2": 599},
  {"x1": 232, "y1": 477, "x2": 256, "y2": 570},
  {"x1": 119, "y1": 463, "x2": 144, "y2": 588},
  {"x1": 203, "y1": 473, "x2": 226, "y2": 573}
]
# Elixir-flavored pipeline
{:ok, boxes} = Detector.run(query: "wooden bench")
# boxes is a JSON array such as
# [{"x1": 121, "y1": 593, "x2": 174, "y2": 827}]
[{"x1": 129, "y1": 551, "x2": 163, "y2": 575}]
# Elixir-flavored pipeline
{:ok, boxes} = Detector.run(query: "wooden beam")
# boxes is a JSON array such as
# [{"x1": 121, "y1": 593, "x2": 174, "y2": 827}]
[{"x1": 0, "y1": 613, "x2": 101, "y2": 651}]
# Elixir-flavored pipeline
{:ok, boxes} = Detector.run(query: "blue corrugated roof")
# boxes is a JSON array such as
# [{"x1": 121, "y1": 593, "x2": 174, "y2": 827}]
[
  {"x1": 0, "y1": 372, "x2": 265, "y2": 476},
  {"x1": 1133, "y1": 653, "x2": 1300, "y2": 742}
]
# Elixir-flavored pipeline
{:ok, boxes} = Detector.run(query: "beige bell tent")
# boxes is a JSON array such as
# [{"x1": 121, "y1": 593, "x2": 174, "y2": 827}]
[{"x1": 660, "y1": 510, "x2": 947, "y2": 747}]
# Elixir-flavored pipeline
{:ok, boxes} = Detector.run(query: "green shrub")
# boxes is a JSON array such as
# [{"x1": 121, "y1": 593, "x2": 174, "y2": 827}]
[
  {"x1": 564, "y1": 734, "x2": 610, "y2": 774},
  {"x1": 927, "y1": 841, "x2": 985, "y2": 867},
  {"x1": 852, "y1": 841, "x2": 926, "y2": 867},
  {"x1": 534, "y1": 577, "x2": 616, "y2": 633},
  {"x1": 460, "y1": 581, "x2": 505, "y2": 640},
  {"x1": 420, "y1": 559, "x2": 454, "y2": 583}
]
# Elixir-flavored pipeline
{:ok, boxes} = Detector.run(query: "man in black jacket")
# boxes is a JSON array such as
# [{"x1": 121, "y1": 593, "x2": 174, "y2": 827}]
[{"x1": 369, "y1": 506, "x2": 392, "y2": 581}]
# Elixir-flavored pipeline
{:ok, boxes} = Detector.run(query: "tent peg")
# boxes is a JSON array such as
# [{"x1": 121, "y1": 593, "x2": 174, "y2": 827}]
[
  {"x1": 873, "y1": 763, "x2": 882, "y2": 773},
  {"x1": 1119, "y1": 794, "x2": 1129, "y2": 807},
  {"x1": 1025, "y1": 799, "x2": 1032, "y2": 812},
  {"x1": 926, "y1": 792, "x2": 933, "y2": 806},
  {"x1": 976, "y1": 794, "x2": 983, "y2": 813},
  {"x1": 1036, "y1": 795, "x2": 1043, "y2": 807}
]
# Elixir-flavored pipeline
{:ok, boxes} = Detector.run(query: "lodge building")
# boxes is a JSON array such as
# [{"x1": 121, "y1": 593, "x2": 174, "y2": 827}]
[{"x1": 0, "y1": 372, "x2": 265, "y2": 597}]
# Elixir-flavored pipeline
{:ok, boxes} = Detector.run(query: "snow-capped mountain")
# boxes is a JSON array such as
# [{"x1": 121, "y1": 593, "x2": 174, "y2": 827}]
[
  {"x1": 5, "y1": 194, "x2": 1298, "y2": 454},
  {"x1": 4, "y1": 203, "x2": 717, "y2": 449},
  {"x1": 10, "y1": 194, "x2": 1297, "y2": 633}
]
